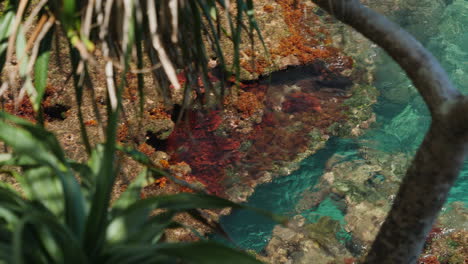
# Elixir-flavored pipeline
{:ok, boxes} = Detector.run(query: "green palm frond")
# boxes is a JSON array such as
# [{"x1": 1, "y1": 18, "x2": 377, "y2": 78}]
[
  {"x1": 0, "y1": 1, "x2": 275, "y2": 263},
  {"x1": 0, "y1": 111, "x2": 275, "y2": 263}
]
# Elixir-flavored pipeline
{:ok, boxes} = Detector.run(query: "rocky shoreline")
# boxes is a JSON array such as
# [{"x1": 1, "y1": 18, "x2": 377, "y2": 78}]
[{"x1": 2, "y1": 1, "x2": 465, "y2": 263}]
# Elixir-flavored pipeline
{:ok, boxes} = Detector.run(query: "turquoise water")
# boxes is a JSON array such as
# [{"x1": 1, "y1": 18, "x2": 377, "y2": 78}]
[
  {"x1": 219, "y1": 138, "x2": 360, "y2": 251},
  {"x1": 220, "y1": 0, "x2": 468, "y2": 251}
]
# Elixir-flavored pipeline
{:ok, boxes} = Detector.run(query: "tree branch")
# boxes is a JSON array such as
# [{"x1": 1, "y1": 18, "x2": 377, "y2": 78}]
[
  {"x1": 309, "y1": 0, "x2": 468, "y2": 263},
  {"x1": 365, "y1": 122, "x2": 467, "y2": 263},
  {"x1": 311, "y1": 0, "x2": 460, "y2": 116}
]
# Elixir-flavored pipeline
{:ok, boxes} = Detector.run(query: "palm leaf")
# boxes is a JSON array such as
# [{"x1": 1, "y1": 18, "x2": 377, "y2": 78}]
[
  {"x1": 34, "y1": 26, "x2": 54, "y2": 120},
  {"x1": 0, "y1": 7, "x2": 14, "y2": 73},
  {"x1": 0, "y1": 114, "x2": 86, "y2": 238},
  {"x1": 156, "y1": 241, "x2": 261, "y2": 264}
]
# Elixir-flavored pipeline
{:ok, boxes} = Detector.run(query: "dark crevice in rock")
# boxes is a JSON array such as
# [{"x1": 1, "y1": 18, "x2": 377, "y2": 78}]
[
  {"x1": 44, "y1": 104, "x2": 71, "y2": 121},
  {"x1": 171, "y1": 104, "x2": 183, "y2": 123},
  {"x1": 146, "y1": 131, "x2": 168, "y2": 152}
]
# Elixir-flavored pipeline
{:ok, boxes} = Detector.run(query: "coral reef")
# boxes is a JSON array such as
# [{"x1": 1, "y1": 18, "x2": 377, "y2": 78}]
[
  {"x1": 419, "y1": 228, "x2": 468, "y2": 264},
  {"x1": 156, "y1": 57, "x2": 379, "y2": 203},
  {"x1": 165, "y1": 110, "x2": 243, "y2": 196},
  {"x1": 166, "y1": 64, "x2": 373, "y2": 198},
  {"x1": 418, "y1": 204, "x2": 468, "y2": 264}
]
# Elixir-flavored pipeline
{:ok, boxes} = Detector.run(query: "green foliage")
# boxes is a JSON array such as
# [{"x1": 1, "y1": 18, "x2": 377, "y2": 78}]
[
  {"x1": 0, "y1": 112, "x2": 265, "y2": 263},
  {"x1": 0, "y1": 1, "x2": 276, "y2": 263}
]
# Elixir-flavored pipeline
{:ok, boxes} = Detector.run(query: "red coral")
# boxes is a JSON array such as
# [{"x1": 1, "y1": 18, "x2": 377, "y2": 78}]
[
  {"x1": 4, "y1": 97, "x2": 35, "y2": 121},
  {"x1": 282, "y1": 92, "x2": 322, "y2": 113},
  {"x1": 163, "y1": 65, "x2": 350, "y2": 197},
  {"x1": 418, "y1": 255, "x2": 440, "y2": 264},
  {"x1": 197, "y1": 111, "x2": 223, "y2": 132},
  {"x1": 166, "y1": 110, "x2": 242, "y2": 195},
  {"x1": 344, "y1": 258, "x2": 357, "y2": 264}
]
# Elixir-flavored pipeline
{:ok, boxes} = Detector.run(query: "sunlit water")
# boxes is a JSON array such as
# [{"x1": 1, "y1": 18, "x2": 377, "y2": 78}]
[{"x1": 220, "y1": 0, "x2": 468, "y2": 251}]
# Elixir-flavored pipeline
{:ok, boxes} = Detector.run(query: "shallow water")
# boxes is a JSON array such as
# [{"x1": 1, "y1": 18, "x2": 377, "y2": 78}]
[{"x1": 220, "y1": 0, "x2": 468, "y2": 252}]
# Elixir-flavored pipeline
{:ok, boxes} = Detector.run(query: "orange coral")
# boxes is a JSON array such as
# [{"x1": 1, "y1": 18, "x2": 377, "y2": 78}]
[
  {"x1": 148, "y1": 106, "x2": 171, "y2": 120},
  {"x1": 138, "y1": 143, "x2": 156, "y2": 156},
  {"x1": 123, "y1": 72, "x2": 138, "y2": 102},
  {"x1": 241, "y1": 55, "x2": 269, "y2": 75},
  {"x1": 263, "y1": 4, "x2": 275, "y2": 13},
  {"x1": 154, "y1": 177, "x2": 167, "y2": 188},
  {"x1": 240, "y1": 48, "x2": 270, "y2": 75},
  {"x1": 84, "y1": 120, "x2": 98, "y2": 126},
  {"x1": 159, "y1": 159, "x2": 170, "y2": 169},
  {"x1": 3, "y1": 96, "x2": 36, "y2": 121},
  {"x1": 273, "y1": 0, "x2": 353, "y2": 70},
  {"x1": 234, "y1": 91, "x2": 263, "y2": 118},
  {"x1": 179, "y1": 186, "x2": 194, "y2": 193},
  {"x1": 117, "y1": 123, "x2": 129, "y2": 142},
  {"x1": 2, "y1": 84, "x2": 71, "y2": 122}
]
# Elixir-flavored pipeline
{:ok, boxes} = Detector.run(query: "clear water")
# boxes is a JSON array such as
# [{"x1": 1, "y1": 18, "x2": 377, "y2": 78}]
[
  {"x1": 219, "y1": 138, "x2": 360, "y2": 251},
  {"x1": 220, "y1": 0, "x2": 468, "y2": 251}
]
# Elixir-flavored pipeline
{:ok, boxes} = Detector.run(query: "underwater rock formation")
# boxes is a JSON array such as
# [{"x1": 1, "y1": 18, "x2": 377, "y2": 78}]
[
  {"x1": 155, "y1": 53, "x2": 378, "y2": 201},
  {"x1": 263, "y1": 215, "x2": 353, "y2": 264},
  {"x1": 275, "y1": 148, "x2": 468, "y2": 263}
]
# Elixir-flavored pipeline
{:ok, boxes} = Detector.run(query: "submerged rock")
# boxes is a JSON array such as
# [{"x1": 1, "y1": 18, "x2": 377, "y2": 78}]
[
  {"x1": 344, "y1": 201, "x2": 389, "y2": 245},
  {"x1": 293, "y1": 147, "x2": 467, "y2": 262},
  {"x1": 264, "y1": 215, "x2": 353, "y2": 264}
]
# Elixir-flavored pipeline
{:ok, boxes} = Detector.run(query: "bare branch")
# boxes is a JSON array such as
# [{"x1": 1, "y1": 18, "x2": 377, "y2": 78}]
[
  {"x1": 27, "y1": 16, "x2": 55, "y2": 74},
  {"x1": 5, "y1": 0, "x2": 28, "y2": 67},
  {"x1": 99, "y1": 0, "x2": 118, "y2": 111},
  {"x1": 23, "y1": 0, "x2": 48, "y2": 31},
  {"x1": 169, "y1": 0, "x2": 179, "y2": 43},
  {"x1": 81, "y1": 0, "x2": 95, "y2": 40},
  {"x1": 147, "y1": 0, "x2": 181, "y2": 91}
]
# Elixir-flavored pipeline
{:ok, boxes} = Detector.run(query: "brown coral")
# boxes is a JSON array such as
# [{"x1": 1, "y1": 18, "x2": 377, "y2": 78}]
[{"x1": 234, "y1": 91, "x2": 263, "y2": 118}]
